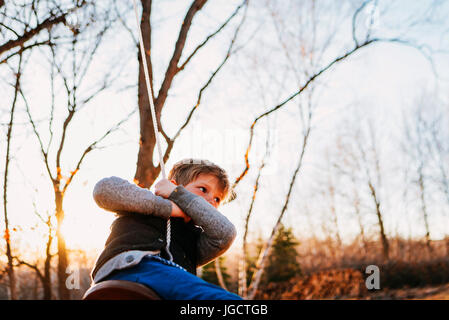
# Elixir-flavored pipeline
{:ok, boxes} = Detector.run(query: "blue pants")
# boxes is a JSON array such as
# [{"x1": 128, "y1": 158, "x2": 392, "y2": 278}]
[{"x1": 104, "y1": 255, "x2": 242, "y2": 300}]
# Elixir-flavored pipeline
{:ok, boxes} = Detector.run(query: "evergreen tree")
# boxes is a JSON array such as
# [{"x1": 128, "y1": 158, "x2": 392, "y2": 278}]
[
  {"x1": 200, "y1": 256, "x2": 231, "y2": 287},
  {"x1": 264, "y1": 224, "x2": 302, "y2": 283}
]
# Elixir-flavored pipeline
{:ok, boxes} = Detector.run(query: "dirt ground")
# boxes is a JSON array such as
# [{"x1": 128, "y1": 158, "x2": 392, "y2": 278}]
[
  {"x1": 256, "y1": 269, "x2": 449, "y2": 300},
  {"x1": 359, "y1": 283, "x2": 449, "y2": 300}
]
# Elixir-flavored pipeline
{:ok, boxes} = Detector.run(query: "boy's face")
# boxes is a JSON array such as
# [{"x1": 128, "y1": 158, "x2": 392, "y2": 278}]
[{"x1": 172, "y1": 173, "x2": 223, "y2": 209}]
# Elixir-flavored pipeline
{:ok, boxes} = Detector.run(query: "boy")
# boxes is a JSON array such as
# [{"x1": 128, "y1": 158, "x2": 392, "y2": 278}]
[{"x1": 90, "y1": 158, "x2": 242, "y2": 300}]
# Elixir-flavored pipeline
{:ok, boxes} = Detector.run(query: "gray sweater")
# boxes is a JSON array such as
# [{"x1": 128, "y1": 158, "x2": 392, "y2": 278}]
[{"x1": 93, "y1": 176, "x2": 237, "y2": 271}]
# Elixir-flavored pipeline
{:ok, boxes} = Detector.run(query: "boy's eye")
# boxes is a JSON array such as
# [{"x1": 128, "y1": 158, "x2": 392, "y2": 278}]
[
  {"x1": 199, "y1": 187, "x2": 206, "y2": 192},
  {"x1": 215, "y1": 198, "x2": 220, "y2": 203}
]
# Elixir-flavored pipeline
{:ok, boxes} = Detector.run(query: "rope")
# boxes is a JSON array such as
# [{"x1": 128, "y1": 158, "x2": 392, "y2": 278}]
[{"x1": 132, "y1": 0, "x2": 173, "y2": 262}]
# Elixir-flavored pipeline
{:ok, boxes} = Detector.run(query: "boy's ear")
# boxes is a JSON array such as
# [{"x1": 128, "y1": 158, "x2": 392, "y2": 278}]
[{"x1": 170, "y1": 179, "x2": 178, "y2": 185}]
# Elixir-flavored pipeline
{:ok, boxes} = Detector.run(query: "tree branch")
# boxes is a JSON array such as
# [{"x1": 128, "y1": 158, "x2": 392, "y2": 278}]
[
  {"x1": 247, "y1": 124, "x2": 311, "y2": 300},
  {"x1": 13, "y1": 258, "x2": 45, "y2": 283},
  {"x1": 172, "y1": 0, "x2": 248, "y2": 142},
  {"x1": 0, "y1": 14, "x2": 66, "y2": 56},
  {"x1": 352, "y1": 0, "x2": 371, "y2": 46},
  {"x1": 61, "y1": 108, "x2": 137, "y2": 193},
  {"x1": 240, "y1": 124, "x2": 270, "y2": 298},
  {"x1": 0, "y1": 40, "x2": 52, "y2": 65},
  {"x1": 2, "y1": 52, "x2": 23, "y2": 301},
  {"x1": 177, "y1": 0, "x2": 247, "y2": 73},
  {"x1": 155, "y1": 0, "x2": 208, "y2": 112},
  {"x1": 20, "y1": 89, "x2": 55, "y2": 182},
  {"x1": 232, "y1": 38, "x2": 383, "y2": 189}
]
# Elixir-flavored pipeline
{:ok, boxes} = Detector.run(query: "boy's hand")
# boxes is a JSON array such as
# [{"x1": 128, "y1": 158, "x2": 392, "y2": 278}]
[
  {"x1": 170, "y1": 201, "x2": 191, "y2": 223},
  {"x1": 155, "y1": 179, "x2": 191, "y2": 223},
  {"x1": 154, "y1": 178, "x2": 177, "y2": 199}
]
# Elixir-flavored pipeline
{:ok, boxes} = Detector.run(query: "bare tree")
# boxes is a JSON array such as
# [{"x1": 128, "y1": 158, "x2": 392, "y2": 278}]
[
  {"x1": 430, "y1": 121, "x2": 449, "y2": 208},
  {"x1": 234, "y1": 0, "x2": 373, "y2": 298},
  {"x1": 350, "y1": 176, "x2": 368, "y2": 255},
  {"x1": 233, "y1": 0, "x2": 442, "y2": 188},
  {"x1": 401, "y1": 97, "x2": 445, "y2": 254},
  {"x1": 230, "y1": 0, "x2": 447, "y2": 299},
  {"x1": 325, "y1": 154, "x2": 343, "y2": 250},
  {"x1": 132, "y1": 0, "x2": 249, "y2": 188},
  {"x1": 309, "y1": 150, "x2": 346, "y2": 266},
  {"x1": 19, "y1": 3, "x2": 131, "y2": 299},
  {"x1": 0, "y1": 1, "x2": 87, "y2": 62},
  {"x1": 354, "y1": 120, "x2": 390, "y2": 261},
  {"x1": 423, "y1": 98, "x2": 449, "y2": 254},
  {"x1": 214, "y1": 259, "x2": 228, "y2": 291},
  {"x1": 14, "y1": 202, "x2": 55, "y2": 300},
  {"x1": 2, "y1": 52, "x2": 23, "y2": 300},
  {"x1": 333, "y1": 135, "x2": 369, "y2": 257},
  {"x1": 427, "y1": 107, "x2": 449, "y2": 258},
  {"x1": 239, "y1": 125, "x2": 271, "y2": 297},
  {"x1": 414, "y1": 115, "x2": 433, "y2": 252},
  {"x1": 247, "y1": 115, "x2": 312, "y2": 299},
  {"x1": 324, "y1": 111, "x2": 391, "y2": 263},
  {"x1": 128, "y1": 0, "x2": 250, "y2": 286},
  {"x1": 399, "y1": 153, "x2": 414, "y2": 261}
]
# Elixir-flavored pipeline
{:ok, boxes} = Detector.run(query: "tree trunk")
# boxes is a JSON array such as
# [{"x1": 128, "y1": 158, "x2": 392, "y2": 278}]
[
  {"x1": 43, "y1": 230, "x2": 53, "y2": 300},
  {"x1": 328, "y1": 183, "x2": 343, "y2": 248},
  {"x1": 2, "y1": 55, "x2": 22, "y2": 300},
  {"x1": 215, "y1": 259, "x2": 228, "y2": 291},
  {"x1": 418, "y1": 166, "x2": 432, "y2": 252},
  {"x1": 4, "y1": 236, "x2": 16, "y2": 300},
  {"x1": 353, "y1": 185, "x2": 368, "y2": 255},
  {"x1": 134, "y1": 0, "x2": 160, "y2": 188},
  {"x1": 368, "y1": 181, "x2": 389, "y2": 261},
  {"x1": 248, "y1": 130, "x2": 309, "y2": 299},
  {"x1": 55, "y1": 190, "x2": 70, "y2": 299},
  {"x1": 43, "y1": 264, "x2": 52, "y2": 300},
  {"x1": 134, "y1": 0, "x2": 208, "y2": 187}
]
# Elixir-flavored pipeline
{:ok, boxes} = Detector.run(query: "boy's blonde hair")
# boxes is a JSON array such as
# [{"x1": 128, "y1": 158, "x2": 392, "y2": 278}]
[{"x1": 168, "y1": 158, "x2": 236, "y2": 204}]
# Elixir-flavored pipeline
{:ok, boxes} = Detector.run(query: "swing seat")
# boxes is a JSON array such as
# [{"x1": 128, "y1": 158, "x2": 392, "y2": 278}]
[{"x1": 83, "y1": 280, "x2": 162, "y2": 300}]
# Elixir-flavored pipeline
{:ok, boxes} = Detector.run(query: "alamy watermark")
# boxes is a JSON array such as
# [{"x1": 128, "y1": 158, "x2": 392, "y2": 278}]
[
  {"x1": 66, "y1": 265, "x2": 80, "y2": 290},
  {"x1": 365, "y1": 264, "x2": 380, "y2": 290},
  {"x1": 361, "y1": 1, "x2": 382, "y2": 32},
  {"x1": 171, "y1": 124, "x2": 282, "y2": 176}
]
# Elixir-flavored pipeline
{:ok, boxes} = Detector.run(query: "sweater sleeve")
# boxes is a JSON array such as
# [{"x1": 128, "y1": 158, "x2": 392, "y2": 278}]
[
  {"x1": 168, "y1": 185, "x2": 237, "y2": 266},
  {"x1": 93, "y1": 176, "x2": 172, "y2": 219}
]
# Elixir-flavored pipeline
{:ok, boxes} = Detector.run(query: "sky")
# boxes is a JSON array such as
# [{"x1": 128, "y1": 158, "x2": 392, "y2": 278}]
[{"x1": 1, "y1": 0, "x2": 449, "y2": 263}]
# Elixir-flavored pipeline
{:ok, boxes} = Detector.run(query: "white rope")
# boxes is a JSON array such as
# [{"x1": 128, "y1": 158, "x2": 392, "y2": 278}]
[{"x1": 132, "y1": 0, "x2": 173, "y2": 262}]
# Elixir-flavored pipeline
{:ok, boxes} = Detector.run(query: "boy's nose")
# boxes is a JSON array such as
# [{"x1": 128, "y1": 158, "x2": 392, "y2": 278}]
[{"x1": 206, "y1": 197, "x2": 217, "y2": 208}]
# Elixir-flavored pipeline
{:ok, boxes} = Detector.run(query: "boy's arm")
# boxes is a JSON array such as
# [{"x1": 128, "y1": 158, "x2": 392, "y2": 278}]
[
  {"x1": 168, "y1": 185, "x2": 237, "y2": 267},
  {"x1": 93, "y1": 176, "x2": 172, "y2": 219}
]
